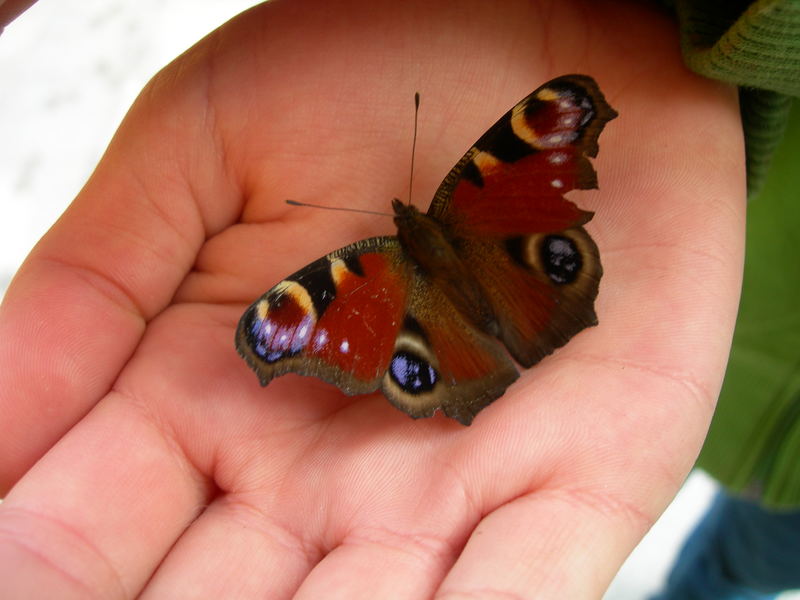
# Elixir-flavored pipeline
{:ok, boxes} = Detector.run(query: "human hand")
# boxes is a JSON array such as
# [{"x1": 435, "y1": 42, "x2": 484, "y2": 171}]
[{"x1": 0, "y1": 1, "x2": 744, "y2": 597}]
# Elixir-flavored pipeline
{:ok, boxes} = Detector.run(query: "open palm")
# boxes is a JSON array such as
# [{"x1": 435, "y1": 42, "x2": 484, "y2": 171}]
[{"x1": 0, "y1": 1, "x2": 744, "y2": 597}]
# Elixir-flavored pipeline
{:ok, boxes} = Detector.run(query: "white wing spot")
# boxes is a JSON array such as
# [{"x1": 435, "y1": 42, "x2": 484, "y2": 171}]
[
  {"x1": 559, "y1": 114, "x2": 577, "y2": 128},
  {"x1": 313, "y1": 328, "x2": 329, "y2": 352}
]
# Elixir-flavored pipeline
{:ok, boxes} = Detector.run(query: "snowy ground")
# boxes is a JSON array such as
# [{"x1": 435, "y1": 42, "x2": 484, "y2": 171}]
[{"x1": 0, "y1": 3, "x2": 795, "y2": 598}]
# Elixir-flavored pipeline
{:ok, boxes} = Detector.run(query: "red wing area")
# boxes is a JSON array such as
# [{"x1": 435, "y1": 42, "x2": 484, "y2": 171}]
[
  {"x1": 428, "y1": 74, "x2": 616, "y2": 236},
  {"x1": 448, "y1": 150, "x2": 595, "y2": 235},
  {"x1": 236, "y1": 237, "x2": 409, "y2": 394}
]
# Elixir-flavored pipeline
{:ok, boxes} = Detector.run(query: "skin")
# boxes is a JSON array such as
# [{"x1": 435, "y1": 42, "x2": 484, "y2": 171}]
[{"x1": 0, "y1": 0, "x2": 745, "y2": 598}]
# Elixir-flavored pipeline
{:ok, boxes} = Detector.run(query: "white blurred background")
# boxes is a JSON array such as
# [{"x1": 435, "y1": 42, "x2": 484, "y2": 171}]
[{"x1": 1, "y1": 2, "x2": 787, "y2": 598}]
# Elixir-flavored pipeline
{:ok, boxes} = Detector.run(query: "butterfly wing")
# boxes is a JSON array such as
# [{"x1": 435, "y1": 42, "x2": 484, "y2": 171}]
[
  {"x1": 453, "y1": 228, "x2": 602, "y2": 367},
  {"x1": 428, "y1": 74, "x2": 615, "y2": 366},
  {"x1": 236, "y1": 236, "x2": 517, "y2": 425},
  {"x1": 429, "y1": 74, "x2": 617, "y2": 234},
  {"x1": 381, "y1": 275, "x2": 518, "y2": 426},
  {"x1": 236, "y1": 237, "x2": 409, "y2": 395}
]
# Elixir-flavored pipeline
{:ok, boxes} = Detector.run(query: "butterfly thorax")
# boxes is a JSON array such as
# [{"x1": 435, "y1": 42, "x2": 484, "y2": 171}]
[{"x1": 391, "y1": 199, "x2": 498, "y2": 335}]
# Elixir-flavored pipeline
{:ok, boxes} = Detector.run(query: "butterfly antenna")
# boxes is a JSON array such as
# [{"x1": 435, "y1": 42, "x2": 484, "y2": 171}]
[
  {"x1": 285, "y1": 199, "x2": 392, "y2": 217},
  {"x1": 408, "y1": 92, "x2": 420, "y2": 206}
]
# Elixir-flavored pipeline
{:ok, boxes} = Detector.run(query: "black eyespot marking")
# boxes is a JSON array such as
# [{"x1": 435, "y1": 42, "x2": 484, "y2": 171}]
[
  {"x1": 389, "y1": 351, "x2": 438, "y2": 394},
  {"x1": 541, "y1": 235, "x2": 582, "y2": 284}
]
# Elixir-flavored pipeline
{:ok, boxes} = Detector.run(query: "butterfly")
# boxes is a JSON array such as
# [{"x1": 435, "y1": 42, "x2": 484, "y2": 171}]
[{"x1": 235, "y1": 74, "x2": 617, "y2": 425}]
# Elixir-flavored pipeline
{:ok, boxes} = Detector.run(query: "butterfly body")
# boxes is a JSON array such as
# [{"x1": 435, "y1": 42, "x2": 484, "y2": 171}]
[
  {"x1": 392, "y1": 199, "x2": 497, "y2": 335},
  {"x1": 236, "y1": 75, "x2": 617, "y2": 425}
]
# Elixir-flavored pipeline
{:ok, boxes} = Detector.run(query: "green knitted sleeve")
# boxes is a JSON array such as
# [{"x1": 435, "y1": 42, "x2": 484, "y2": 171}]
[{"x1": 673, "y1": 0, "x2": 800, "y2": 196}]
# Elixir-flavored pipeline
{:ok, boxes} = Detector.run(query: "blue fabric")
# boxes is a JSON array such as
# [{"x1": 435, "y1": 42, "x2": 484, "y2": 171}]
[{"x1": 652, "y1": 491, "x2": 800, "y2": 600}]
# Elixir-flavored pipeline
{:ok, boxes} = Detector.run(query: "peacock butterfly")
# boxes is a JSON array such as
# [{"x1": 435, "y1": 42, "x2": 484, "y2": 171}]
[{"x1": 235, "y1": 74, "x2": 617, "y2": 425}]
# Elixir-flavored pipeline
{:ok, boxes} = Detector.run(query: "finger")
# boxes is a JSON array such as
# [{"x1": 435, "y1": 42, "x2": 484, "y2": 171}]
[
  {"x1": 437, "y1": 488, "x2": 647, "y2": 598},
  {"x1": 0, "y1": 391, "x2": 211, "y2": 598},
  {"x1": 293, "y1": 534, "x2": 455, "y2": 600},
  {"x1": 141, "y1": 496, "x2": 318, "y2": 599},
  {"x1": 0, "y1": 46, "x2": 240, "y2": 491}
]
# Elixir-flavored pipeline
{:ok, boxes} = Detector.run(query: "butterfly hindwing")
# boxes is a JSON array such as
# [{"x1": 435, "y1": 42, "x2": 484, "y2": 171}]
[
  {"x1": 455, "y1": 227, "x2": 602, "y2": 367},
  {"x1": 381, "y1": 275, "x2": 519, "y2": 426}
]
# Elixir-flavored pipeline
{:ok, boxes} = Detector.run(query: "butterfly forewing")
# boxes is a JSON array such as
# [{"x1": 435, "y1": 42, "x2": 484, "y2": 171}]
[
  {"x1": 429, "y1": 74, "x2": 617, "y2": 235},
  {"x1": 236, "y1": 237, "x2": 409, "y2": 394}
]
